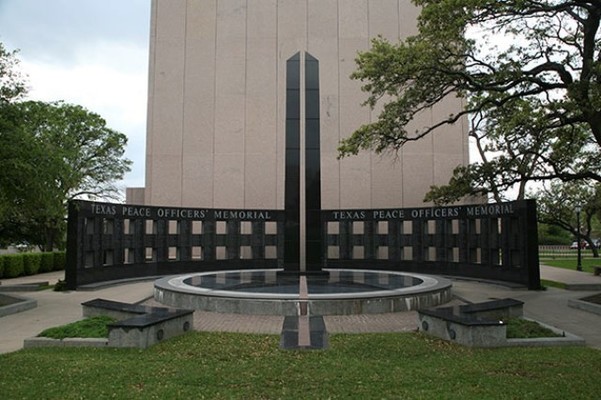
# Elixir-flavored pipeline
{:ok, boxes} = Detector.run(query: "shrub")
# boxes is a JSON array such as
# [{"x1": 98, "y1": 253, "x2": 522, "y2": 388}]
[
  {"x1": 38, "y1": 315, "x2": 117, "y2": 339},
  {"x1": 22, "y1": 253, "x2": 42, "y2": 276},
  {"x1": 52, "y1": 251, "x2": 66, "y2": 271},
  {"x1": 505, "y1": 318, "x2": 562, "y2": 338},
  {"x1": 4, "y1": 255, "x2": 25, "y2": 278},
  {"x1": 39, "y1": 253, "x2": 54, "y2": 273},
  {"x1": 53, "y1": 279, "x2": 67, "y2": 292},
  {"x1": 0, "y1": 256, "x2": 5, "y2": 278}
]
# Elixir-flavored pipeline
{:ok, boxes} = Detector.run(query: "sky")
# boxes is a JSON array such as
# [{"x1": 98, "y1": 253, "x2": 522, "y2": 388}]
[{"x1": 0, "y1": 0, "x2": 151, "y2": 191}]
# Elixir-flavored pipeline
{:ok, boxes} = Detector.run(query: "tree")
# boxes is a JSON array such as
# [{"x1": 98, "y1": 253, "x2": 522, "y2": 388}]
[
  {"x1": 538, "y1": 222, "x2": 572, "y2": 246},
  {"x1": 15, "y1": 101, "x2": 132, "y2": 200},
  {"x1": 339, "y1": 1, "x2": 601, "y2": 201},
  {"x1": 535, "y1": 180, "x2": 601, "y2": 257},
  {"x1": 0, "y1": 103, "x2": 63, "y2": 248},
  {"x1": 0, "y1": 42, "x2": 30, "y2": 245},
  {"x1": 0, "y1": 42, "x2": 27, "y2": 104},
  {"x1": 0, "y1": 100, "x2": 132, "y2": 250},
  {"x1": 0, "y1": 42, "x2": 131, "y2": 249}
]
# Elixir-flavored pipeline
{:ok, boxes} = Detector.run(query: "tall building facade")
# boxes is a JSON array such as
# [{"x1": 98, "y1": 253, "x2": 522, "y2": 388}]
[{"x1": 135, "y1": 0, "x2": 469, "y2": 210}]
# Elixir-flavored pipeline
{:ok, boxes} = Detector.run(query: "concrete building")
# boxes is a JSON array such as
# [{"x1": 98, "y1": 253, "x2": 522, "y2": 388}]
[{"x1": 130, "y1": 0, "x2": 469, "y2": 210}]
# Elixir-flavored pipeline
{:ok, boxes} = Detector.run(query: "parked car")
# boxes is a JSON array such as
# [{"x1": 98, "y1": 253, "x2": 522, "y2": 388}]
[{"x1": 570, "y1": 241, "x2": 587, "y2": 249}]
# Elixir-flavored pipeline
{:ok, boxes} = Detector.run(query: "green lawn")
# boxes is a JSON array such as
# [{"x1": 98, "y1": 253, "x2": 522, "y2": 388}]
[
  {"x1": 542, "y1": 258, "x2": 600, "y2": 274},
  {"x1": 0, "y1": 332, "x2": 599, "y2": 399}
]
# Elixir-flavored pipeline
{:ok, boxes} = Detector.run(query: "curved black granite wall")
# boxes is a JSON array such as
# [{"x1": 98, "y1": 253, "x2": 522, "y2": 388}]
[{"x1": 66, "y1": 200, "x2": 540, "y2": 289}]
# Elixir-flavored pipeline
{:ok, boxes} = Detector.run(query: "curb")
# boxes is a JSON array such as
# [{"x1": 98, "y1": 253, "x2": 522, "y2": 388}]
[
  {"x1": 23, "y1": 337, "x2": 109, "y2": 349},
  {"x1": 0, "y1": 281, "x2": 50, "y2": 292},
  {"x1": 564, "y1": 283, "x2": 601, "y2": 291},
  {"x1": 568, "y1": 298, "x2": 601, "y2": 316},
  {"x1": 0, "y1": 294, "x2": 37, "y2": 318},
  {"x1": 504, "y1": 319, "x2": 585, "y2": 347}
]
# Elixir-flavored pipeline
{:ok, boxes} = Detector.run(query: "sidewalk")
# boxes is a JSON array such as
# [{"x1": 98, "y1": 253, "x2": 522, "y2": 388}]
[
  {"x1": 0, "y1": 271, "x2": 154, "y2": 354},
  {"x1": 540, "y1": 264, "x2": 601, "y2": 289},
  {"x1": 1, "y1": 267, "x2": 600, "y2": 354},
  {"x1": 452, "y1": 265, "x2": 601, "y2": 349}
]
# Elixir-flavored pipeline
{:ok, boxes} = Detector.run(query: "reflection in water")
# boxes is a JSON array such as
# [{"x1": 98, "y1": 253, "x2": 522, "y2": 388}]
[{"x1": 184, "y1": 270, "x2": 423, "y2": 295}]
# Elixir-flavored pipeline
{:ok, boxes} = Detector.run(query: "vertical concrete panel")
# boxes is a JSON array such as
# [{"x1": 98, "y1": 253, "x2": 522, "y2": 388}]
[
  {"x1": 182, "y1": 0, "x2": 217, "y2": 207},
  {"x1": 339, "y1": 0, "x2": 369, "y2": 38},
  {"x1": 146, "y1": 0, "x2": 187, "y2": 206},
  {"x1": 370, "y1": 153, "x2": 404, "y2": 208},
  {"x1": 369, "y1": 0, "x2": 400, "y2": 40},
  {"x1": 431, "y1": 94, "x2": 469, "y2": 187},
  {"x1": 144, "y1": 0, "x2": 157, "y2": 204},
  {"x1": 398, "y1": 0, "x2": 442, "y2": 205},
  {"x1": 402, "y1": 153, "x2": 436, "y2": 205},
  {"x1": 214, "y1": 0, "x2": 246, "y2": 153},
  {"x1": 277, "y1": 0, "x2": 307, "y2": 209},
  {"x1": 213, "y1": 154, "x2": 245, "y2": 208},
  {"x1": 399, "y1": 107, "x2": 433, "y2": 205},
  {"x1": 213, "y1": 0, "x2": 247, "y2": 207},
  {"x1": 338, "y1": 0, "x2": 371, "y2": 208},
  {"x1": 245, "y1": 0, "x2": 278, "y2": 208},
  {"x1": 308, "y1": 0, "x2": 339, "y2": 209},
  {"x1": 399, "y1": 0, "x2": 421, "y2": 37},
  {"x1": 368, "y1": 0, "x2": 404, "y2": 207}
]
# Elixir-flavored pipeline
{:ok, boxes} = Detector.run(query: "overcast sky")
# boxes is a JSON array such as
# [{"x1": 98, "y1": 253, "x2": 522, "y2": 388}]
[{"x1": 0, "y1": 0, "x2": 151, "y2": 191}]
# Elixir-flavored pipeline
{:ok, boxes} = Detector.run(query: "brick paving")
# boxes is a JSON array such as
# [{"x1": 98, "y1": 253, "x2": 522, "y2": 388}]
[
  {"x1": 193, "y1": 311, "x2": 283, "y2": 334},
  {"x1": 190, "y1": 310, "x2": 421, "y2": 335},
  {"x1": 143, "y1": 300, "x2": 421, "y2": 335},
  {"x1": 324, "y1": 312, "x2": 418, "y2": 333}
]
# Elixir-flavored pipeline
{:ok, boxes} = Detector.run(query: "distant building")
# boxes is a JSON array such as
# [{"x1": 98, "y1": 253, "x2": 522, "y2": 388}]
[{"x1": 130, "y1": 0, "x2": 469, "y2": 210}]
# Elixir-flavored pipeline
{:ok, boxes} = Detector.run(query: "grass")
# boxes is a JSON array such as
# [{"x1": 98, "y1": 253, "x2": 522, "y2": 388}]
[
  {"x1": 504, "y1": 318, "x2": 561, "y2": 339},
  {"x1": 38, "y1": 316, "x2": 116, "y2": 339},
  {"x1": 0, "y1": 332, "x2": 599, "y2": 399},
  {"x1": 542, "y1": 258, "x2": 600, "y2": 273},
  {"x1": 540, "y1": 279, "x2": 567, "y2": 290}
]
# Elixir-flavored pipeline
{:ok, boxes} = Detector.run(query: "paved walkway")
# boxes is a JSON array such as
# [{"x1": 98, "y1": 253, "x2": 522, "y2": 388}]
[{"x1": 0, "y1": 265, "x2": 600, "y2": 354}]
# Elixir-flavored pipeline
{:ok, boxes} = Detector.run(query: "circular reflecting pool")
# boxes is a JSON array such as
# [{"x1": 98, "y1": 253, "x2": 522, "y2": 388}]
[
  {"x1": 181, "y1": 269, "x2": 424, "y2": 296},
  {"x1": 154, "y1": 269, "x2": 452, "y2": 316}
]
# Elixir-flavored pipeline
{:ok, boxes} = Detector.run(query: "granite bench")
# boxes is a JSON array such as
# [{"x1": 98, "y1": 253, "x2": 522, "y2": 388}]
[
  {"x1": 418, "y1": 298, "x2": 524, "y2": 347},
  {"x1": 81, "y1": 298, "x2": 193, "y2": 349},
  {"x1": 418, "y1": 306, "x2": 507, "y2": 347},
  {"x1": 458, "y1": 298, "x2": 524, "y2": 320}
]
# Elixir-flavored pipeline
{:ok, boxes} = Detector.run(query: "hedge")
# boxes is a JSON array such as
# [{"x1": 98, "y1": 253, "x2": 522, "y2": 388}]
[
  {"x1": 39, "y1": 253, "x2": 54, "y2": 273},
  {"x1": 4, "y1": 255, "x2": 25, "y2": 278},
  {"x1": 52, "y1": 251, "x2": 66, "y2": 271},
  {"x1": 23, "y1": 253, "x2": 42, "y2": 275},
  {"x1": 0, "y1": 251, "x2": 65, "y2": 279}
]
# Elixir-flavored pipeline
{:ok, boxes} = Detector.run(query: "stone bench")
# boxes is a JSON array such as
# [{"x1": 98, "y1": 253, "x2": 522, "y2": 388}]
[
  {"x1": 82, "y1": 298, "x2": 168, "y2": 320},
  {"x1": 458, "y1": 298, "x2": 523, "y2": 320},
  {"x1": 418, "y1": 298, "x2": 525, "y2": 347},
  {"x1": 81, "y1": 298, "x2": 193, "y2": 349},
  {"x1": 418, "y1": 306, "x2": 507, "y2": 347}
]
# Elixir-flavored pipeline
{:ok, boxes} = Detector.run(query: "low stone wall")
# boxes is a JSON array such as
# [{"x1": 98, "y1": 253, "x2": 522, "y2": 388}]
[
  {"x1": 83, "y1": 298, "x2": 193, "y2": 349},
  {"x1": 108, "y1": 309, "x2": 192, "y2": 349},
  {"x1": 25, "y1": 298, "x2": 193, "y2": 350},
  {"x1": 568, "y1": 295, "x2": 601, "y2": 316},
  {"x1": 418, "y1": 298, "x2": 584, "y2": 348},
  {"x1": 0, "y1": 294, "x2": 37, "y2": 318},
  {"x1": 419, "y1": 307, "x2": 507, "y2": 347}
]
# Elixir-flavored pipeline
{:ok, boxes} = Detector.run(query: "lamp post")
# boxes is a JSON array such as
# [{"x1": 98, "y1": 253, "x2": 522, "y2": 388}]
[{"x1": 575, "y1": 205, "x2": 582, "y2": 272}]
